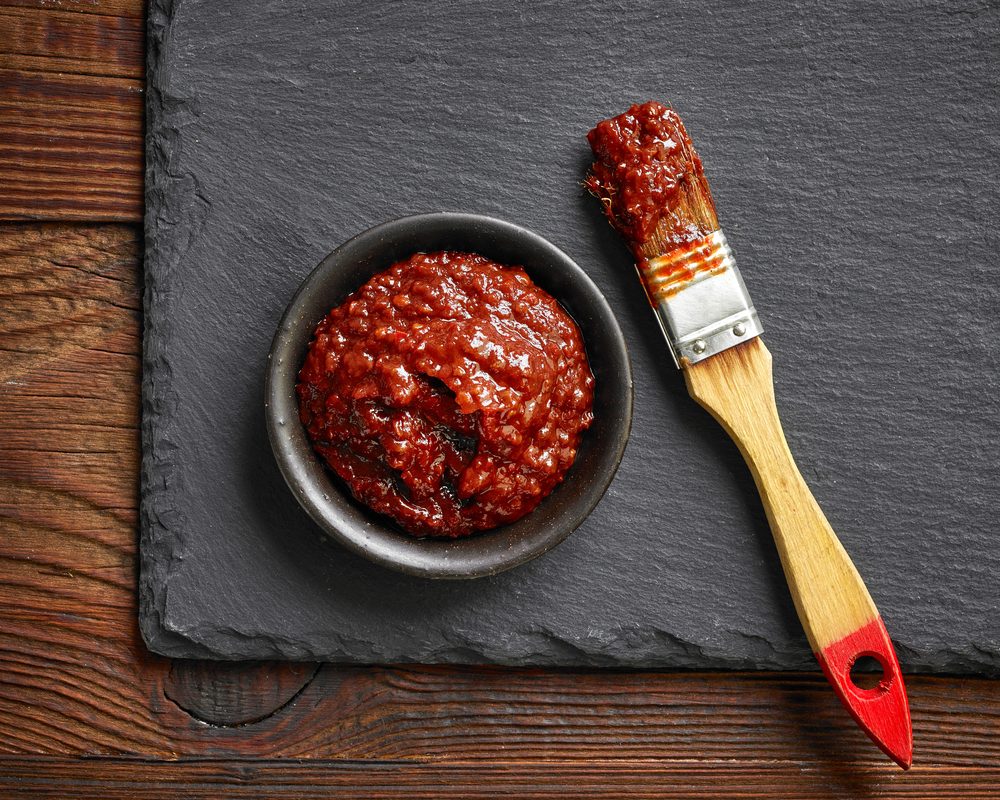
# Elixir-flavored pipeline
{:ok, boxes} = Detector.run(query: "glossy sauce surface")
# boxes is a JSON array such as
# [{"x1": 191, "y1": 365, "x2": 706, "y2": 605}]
[
  {"x1": 586, "y1": 101, "x2": 714, "y2": 251},
  {"x1": 297, "y1": 251, "x2": 594, "y2": 538}
]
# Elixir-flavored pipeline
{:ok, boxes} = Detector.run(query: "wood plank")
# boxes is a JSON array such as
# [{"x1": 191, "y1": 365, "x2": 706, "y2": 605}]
[
  {"x1": 0, "y1": 756, "x2": 998, "y2": 799},
  {"x1": 0, "y1": 7, "x2": 143, "y2": 78},
  {"x1": 0, "y1": 223, "x2": 139, "y2": 377},
  {"x1": 0, "y1": 0, "x2": 144, "y2": 221},
  {"x1": 0, "y1": 69, "x2": 143, "y2": 220},
  {"x1": 0, "y1": 223, "x2": 999, "y2": 793},
  {"x1": 0, "y1": 1, "x2": 142, "y2": 18}
]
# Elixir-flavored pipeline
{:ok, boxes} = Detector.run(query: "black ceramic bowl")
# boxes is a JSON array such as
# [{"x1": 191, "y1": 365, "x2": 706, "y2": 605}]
[{"x1": 265, "y1": 213, "x2": 632, "y2": 579}]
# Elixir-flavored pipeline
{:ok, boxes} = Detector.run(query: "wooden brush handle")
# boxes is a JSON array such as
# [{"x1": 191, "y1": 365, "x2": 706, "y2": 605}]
[{"x1": 684, "y1": 337, "x2": 912, "y2": 768}]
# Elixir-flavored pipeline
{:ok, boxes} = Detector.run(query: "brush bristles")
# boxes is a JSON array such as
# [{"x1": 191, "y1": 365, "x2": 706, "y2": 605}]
[
  {"x1": 636, "y1": 172, "x2": 719, "y2": 263},
  {"x1": 586, "y1": 101, "x2": 720, "y2": 263}
]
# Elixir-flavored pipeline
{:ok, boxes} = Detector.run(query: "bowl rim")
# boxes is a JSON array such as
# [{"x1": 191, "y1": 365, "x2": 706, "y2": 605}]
[{"x1": 265, "y1": 212, "x2": 632, "y2": 579}]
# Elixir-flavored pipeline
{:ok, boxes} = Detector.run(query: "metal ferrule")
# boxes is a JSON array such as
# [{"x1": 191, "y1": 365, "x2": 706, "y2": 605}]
[{"x1": 638, "y1": 230, "x2": 763, "y2": 367}]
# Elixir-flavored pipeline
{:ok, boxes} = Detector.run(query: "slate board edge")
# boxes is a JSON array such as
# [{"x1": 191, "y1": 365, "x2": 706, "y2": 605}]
[
  {"x1": 136, "y1": 0, "x2": 1000, "y2": 676},
  {"x1": 139, "y1": 0, "x2": 213, "y2": 659}
]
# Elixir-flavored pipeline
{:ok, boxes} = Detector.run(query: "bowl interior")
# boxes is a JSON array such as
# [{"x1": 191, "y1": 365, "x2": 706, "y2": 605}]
[{"x1": 265, "y1": 213, "x2": 632, "y2": 578}]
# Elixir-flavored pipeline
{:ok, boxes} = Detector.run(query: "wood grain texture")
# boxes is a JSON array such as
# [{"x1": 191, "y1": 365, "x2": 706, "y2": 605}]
[
  {"x1": 0, "y1": 225, "x2": 998, "y2": 798},
  {"x1": 1, "y1": 756, "x2": 999, "y2": 800},
  {"x1": 0, "y1": 0, "x2": 142, "y2": 17},
  {"x1": 0, "y1": 6, "x2": 143, "y2": 77},
  {"x1": 163, "y1": 661, "x2": 321, "y2": 727},
  {"x1": 0, "y1": 1, "x2": 144, "y2": 221}
]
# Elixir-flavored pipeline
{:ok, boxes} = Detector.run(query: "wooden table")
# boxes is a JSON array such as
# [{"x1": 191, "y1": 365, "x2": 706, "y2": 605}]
[{"x1": 1, "y1": 3, "x2": 997, "y2": 796}]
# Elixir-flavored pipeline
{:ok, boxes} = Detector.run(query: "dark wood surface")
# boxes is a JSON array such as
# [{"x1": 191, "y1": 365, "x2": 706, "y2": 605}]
[{"x1": 0, "y1": 2, "x2": 997, "y2": 796}]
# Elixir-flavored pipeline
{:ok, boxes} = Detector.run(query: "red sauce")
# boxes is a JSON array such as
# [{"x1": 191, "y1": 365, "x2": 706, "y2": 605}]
[
  {"x1": 585, "y1": 101, "x2": 716, "y2": 250},
  {"x1": 641, "y1": 236, "x2": 729, "y2": 305},
  {"x1": 297, "y1": 251, "x2": 595, "y2": 538}
]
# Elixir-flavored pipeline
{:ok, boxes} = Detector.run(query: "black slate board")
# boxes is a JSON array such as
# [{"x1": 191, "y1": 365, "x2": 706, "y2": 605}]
[{"x1": 141, "y1": 0, "x2": 1000, "y2": 671}]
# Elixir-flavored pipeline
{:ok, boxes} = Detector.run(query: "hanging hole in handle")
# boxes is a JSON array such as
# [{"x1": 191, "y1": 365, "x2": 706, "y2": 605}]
[{"x1": 850, "y1": 653, "x2": 887, "y2": 692}]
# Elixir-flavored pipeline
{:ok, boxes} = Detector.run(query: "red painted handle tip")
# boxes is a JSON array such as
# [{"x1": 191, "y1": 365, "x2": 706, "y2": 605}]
[{"x1": 815, "y1": 616, "x2": 913, "y2": 769}]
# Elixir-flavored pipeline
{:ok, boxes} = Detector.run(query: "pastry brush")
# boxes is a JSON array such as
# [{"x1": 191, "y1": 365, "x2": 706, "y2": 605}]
[{"x1": 586, "y1": 101, "x2": 912, "y2": 769}]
